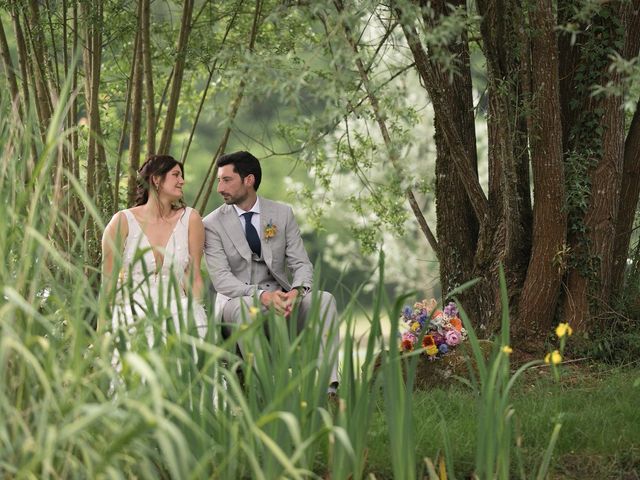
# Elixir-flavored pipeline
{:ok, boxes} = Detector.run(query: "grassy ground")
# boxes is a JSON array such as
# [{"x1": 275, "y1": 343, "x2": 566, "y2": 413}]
[{"x1": 363, "y1": 362, "x2": 640, "y2": 479}]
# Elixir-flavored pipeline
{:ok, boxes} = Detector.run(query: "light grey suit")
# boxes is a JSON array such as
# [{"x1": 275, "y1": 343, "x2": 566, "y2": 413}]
[{"x1": 203, "y1": 197, "x2": 339, "y2": 383}]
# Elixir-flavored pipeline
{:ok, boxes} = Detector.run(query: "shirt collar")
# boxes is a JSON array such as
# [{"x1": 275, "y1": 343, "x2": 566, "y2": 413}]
[{"x1": 233, "y1": 197, "x2": 261, "y2": 217}]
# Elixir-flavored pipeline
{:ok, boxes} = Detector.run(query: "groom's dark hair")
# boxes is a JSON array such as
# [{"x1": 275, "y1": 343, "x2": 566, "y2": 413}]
[{"x1": 217, "y1": 151, "x2": 262, "y2": 191}]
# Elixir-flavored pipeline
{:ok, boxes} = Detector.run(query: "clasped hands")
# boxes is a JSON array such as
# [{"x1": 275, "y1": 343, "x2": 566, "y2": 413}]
[{"x1": 260, "y1": 289, "x2": 301, "y2": 317}]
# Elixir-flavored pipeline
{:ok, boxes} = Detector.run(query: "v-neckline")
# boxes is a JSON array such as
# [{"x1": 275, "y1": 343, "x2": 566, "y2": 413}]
[{"x1": 129, "y1": 210, "x2": 183, "y2": 272}]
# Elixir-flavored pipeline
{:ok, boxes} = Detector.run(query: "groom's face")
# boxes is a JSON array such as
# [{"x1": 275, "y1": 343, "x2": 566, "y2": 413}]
[{"x1": 217, "y1": 164, "x2": 251, "y2": 205}]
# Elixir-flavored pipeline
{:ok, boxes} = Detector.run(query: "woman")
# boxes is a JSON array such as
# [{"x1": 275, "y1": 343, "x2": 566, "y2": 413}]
[{"x1": 101, "y1": 155, "x2": 207, "y2": 344}]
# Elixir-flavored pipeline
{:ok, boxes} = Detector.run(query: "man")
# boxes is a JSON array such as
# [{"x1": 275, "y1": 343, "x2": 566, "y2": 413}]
[{"x1": 202, "y1": 151, "x2": 339, "y2": 392}]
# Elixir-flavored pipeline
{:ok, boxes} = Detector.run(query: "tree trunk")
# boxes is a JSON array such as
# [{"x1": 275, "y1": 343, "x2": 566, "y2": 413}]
[
  {"x1": 24, "y1": 0, "x2": 53, "y2": 128},
  {"x1": 128, "y1": 22, "x2": 144, "y2": 207},
  {"x1": 141, "y1": 0, "x2": 156, "y2": 156},
  {"x1": 514, "y1": 0, "x2": 566, "y2": 344},
  {"x1": 476, "y1": 0, "x2": 532, "y2": 304},
  {"x1": 157, "y1": 0, "x2": 194, "y2": 155},
  {"x1": 560, "y1": 4, "x2": 626, "y2": 329},
  {"x1": 403, "y1": 0, "x2": 482, "y2": 322},
  {"x1": 611, "y1": 4, "x2": 640, "y2": 294},
  {"x1": 0, "y1": 18, "x2": 22, "y2": 118}
]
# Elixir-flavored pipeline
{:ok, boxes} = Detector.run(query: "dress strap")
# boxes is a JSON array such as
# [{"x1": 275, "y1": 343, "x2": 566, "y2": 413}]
[{"x1": 121, "y1": 209, "x2": 143, "y2": 236}]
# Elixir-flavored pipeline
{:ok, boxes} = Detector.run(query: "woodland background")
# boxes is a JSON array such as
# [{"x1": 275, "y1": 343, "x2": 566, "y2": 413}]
[{"x1": 1, "y1": 0, "x2": 639, "y2": 353}]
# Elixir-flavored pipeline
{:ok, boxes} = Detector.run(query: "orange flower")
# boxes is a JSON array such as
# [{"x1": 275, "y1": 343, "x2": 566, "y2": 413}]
[
  {"x1": 401, "y1": 339, "x2": 414, "y2": 352},
  {"x1": 450, "y1": 317, "x2": 463, "y2": 332},
  {"x1": 422, "y1": 335, "x2": 436, "y2": 349}
]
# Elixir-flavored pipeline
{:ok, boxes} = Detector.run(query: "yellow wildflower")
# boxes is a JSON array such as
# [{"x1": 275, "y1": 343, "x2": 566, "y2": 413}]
[
  {"x1": 555, "y1": 323, "x2": 573, "y2": 338},
  {"x1": 502, "y1": 345, "x2": 513, "y2": 355},
  {"x1": 249, "y1": 306, "x2": 260, "y2": 319},
  {"x1": 425, "y1": 345, "x2": 439, "y2": 356},
  {"x1": 544, "y1": 350, "x2": 562, "y2": 365}
]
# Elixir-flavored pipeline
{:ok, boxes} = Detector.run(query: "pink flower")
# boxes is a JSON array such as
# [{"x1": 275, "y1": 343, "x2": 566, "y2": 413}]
[{"x1": 445, "y1": 329, "x2": 462, "y2": 346}]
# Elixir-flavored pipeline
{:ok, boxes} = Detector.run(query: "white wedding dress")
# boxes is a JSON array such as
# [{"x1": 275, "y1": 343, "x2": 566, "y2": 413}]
[{"x1": 111, "y1": 207, "x2": 208, "y2": 348}]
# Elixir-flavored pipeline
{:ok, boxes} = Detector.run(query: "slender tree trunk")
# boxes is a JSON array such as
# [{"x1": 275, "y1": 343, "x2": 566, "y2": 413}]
[
  {"x1": 0, "y1": 18, "x2": 21, "y2": 118},
  {"x1": 196, "y1": 0, "x2": 263, "y2": 212},
  {"x1": 24, "y1": 0, "x2": 53, "y2": 127},
  {"x1": 515, "y1": 0, "x2": 566, "y2": 344},
  {"x1": 128, "y1": 22, "x2": 144, "y2": 207},
  {"x1": 157, "y1": 0, "x2": 194, "y2": 154},
  {"x1": 10, "y1": 6, "x2": 30, "y2": 114},
  {"x1": 114, "y1": 30, "x2": 139, "y2": 210},
  {"x1": 141, "y1": 0, "x2": 156, "y2": 156},
  {"x1": 332, "y1": 0, "x2": 438, "y2": 255}
]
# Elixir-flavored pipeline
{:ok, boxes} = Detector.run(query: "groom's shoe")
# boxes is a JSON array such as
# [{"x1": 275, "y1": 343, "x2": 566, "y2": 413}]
[{"x1": 327, "y1": 381, "x2": 339, "y2": 403}]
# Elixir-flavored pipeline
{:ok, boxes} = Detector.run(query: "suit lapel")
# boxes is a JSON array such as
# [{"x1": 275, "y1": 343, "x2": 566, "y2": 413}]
[{"x1": 220, "y1": 205, "x2": 253, "y2": 262}]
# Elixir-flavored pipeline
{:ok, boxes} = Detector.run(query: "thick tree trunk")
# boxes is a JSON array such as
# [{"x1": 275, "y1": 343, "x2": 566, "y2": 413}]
[
  {"x1": 476, "y1": 0, "x2": 532, "y2": 300},
  {"x1": 612, "y1": 107, "x2": 640, "y2": 293},
  {"x1": 515, "y1": 0, "x2": 566, "y2": 344},
  {"x1": 561, "y1": 5, "x2": 626, "y2": 329},
  {"x1": 402, "y1": 0, "x2": 481, "y2": 321},
  {"x1": 611, "y1": 5, "x2": 640, "y2": 294}
]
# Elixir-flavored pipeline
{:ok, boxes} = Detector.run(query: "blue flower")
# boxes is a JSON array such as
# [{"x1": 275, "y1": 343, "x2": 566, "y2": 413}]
[
  {"x1": 402, "y1": 306, "x2": 413, "y2": 319},
  {"x1": 438, "y1": 344, "x2": 449, "y2": 354}
]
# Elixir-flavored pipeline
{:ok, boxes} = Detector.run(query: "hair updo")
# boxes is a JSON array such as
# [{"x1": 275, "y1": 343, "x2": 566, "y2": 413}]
[{"x1": 135, "y1": 154, "x2": 186, "y2": 208}]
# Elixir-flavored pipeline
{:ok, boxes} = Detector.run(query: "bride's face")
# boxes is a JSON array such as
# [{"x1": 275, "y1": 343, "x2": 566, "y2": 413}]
[{"x1": 156, "y1": 164, "x2": 184, "y2": 201}]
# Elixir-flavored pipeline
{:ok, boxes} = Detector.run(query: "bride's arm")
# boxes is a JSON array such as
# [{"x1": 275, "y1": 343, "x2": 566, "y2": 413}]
[
  {"x1": 186, "y1": 209, "x2": 205, "y2": 302},
  {"x1": 100, "y1": 211, "x2": 128, "y2": 330},
  {"x1": 102, "y1": 211, "x2": 128, "y2": 281}
]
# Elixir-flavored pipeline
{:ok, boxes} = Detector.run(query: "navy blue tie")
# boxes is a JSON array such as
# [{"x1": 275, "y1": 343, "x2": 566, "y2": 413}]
[{"x1": 242, "y1": 212, "x2": 261, "y2": 257}]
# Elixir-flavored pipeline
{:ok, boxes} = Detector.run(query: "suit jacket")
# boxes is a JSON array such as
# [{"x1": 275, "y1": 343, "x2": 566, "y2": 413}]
[{"x1": 203, "y1": 197, "x2": 313, "y2": 317}]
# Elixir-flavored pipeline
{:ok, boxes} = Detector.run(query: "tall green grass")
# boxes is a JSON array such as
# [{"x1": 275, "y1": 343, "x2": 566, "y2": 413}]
[{"x1": 0, "y1": 88, "x2": 575, "y2": 479}]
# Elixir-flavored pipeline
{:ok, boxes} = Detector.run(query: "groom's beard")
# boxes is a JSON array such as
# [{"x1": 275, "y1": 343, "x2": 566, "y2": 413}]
[{"x1": 221, "y1": 190, "x2": 248, "y2": 205}]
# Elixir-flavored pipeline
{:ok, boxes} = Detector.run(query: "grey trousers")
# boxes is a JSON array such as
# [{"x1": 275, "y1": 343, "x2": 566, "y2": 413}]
[{"x1": 222, "y1": 291, "x2": 340, "y2": 384}]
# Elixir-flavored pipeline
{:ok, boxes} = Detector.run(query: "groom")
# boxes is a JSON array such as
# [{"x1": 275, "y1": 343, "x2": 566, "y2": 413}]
[{"x1": 202, "y1": 151, "x2": 339, "y2": 389}]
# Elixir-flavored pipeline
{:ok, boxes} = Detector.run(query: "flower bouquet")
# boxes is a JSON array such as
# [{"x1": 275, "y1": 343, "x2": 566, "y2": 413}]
[{"x1": 399, "y1": 299, "x2": 468, "y2": 359}]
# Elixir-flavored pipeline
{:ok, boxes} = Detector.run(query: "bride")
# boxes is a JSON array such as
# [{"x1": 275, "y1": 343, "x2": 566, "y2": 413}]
[{"x1": 101, "y1": 155, "x2": 207, "y2": 347}]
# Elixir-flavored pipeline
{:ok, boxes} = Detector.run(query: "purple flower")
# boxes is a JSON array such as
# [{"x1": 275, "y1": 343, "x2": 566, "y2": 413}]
[
  {"x1": 432, "y1": 332, "x2": 446, "y2": 346},
  {"x1": 444, "y1": 302, "x2": 459, "y2": 318},
  {"x1": 402, "y1": 306, "x2": 413, "y2": 319}
]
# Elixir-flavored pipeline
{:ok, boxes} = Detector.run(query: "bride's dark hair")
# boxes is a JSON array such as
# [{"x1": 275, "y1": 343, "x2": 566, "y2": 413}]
[{"x1": 135, "y1": 154, "x2": 186, "y2": 209}]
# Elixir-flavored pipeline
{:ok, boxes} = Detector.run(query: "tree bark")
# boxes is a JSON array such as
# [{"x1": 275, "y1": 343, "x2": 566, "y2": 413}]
[
  {"x1": 476, "y1": 0, "x2": 532, "y2": 292},
  {"x1": 611, "y1": 3, "x2": 640, "y2": 294},
  {"x1": 398, "y1": 0, "x2": 481, "y2": 321},
  {"x1": 560, "y1": 4, "x2": 627, "y2": 329},
  {"x1": 515, "y1": 0, "x2": 566, "y2": 343}
]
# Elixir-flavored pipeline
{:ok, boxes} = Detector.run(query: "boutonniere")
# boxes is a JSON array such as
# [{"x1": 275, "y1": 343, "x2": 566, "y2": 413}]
[{"x1": 264, "y1": 220, "x2": 277, "y2": 240}]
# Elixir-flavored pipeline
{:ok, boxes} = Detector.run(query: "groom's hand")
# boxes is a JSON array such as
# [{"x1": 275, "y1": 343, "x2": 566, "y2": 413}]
[
  {"x1": 282, "y1": 289, "x2": 300, "y2": 317},
  {"x1": 260, "y1": 290, "x2": 288, "y2": 315}
]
